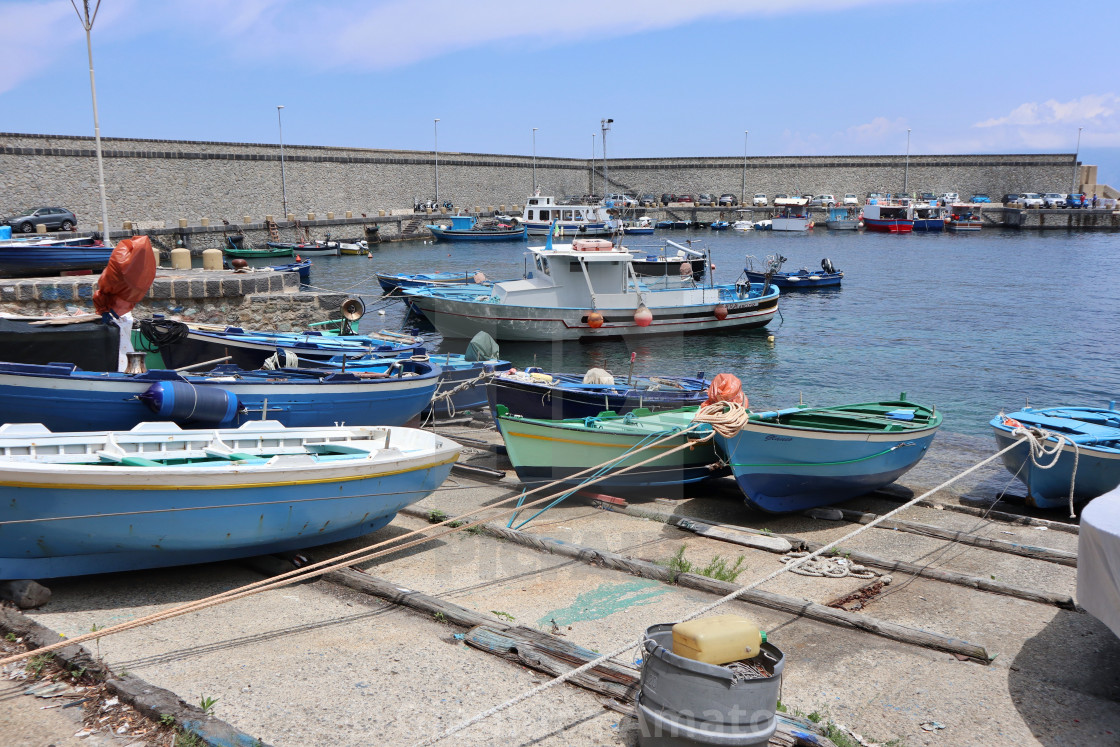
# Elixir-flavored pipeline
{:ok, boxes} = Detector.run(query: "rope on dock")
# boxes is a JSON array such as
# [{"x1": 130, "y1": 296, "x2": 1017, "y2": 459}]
[
  {"x1": 412, "y1": 434, "x2": 1030, "y2": 747},
  {"x1": 0, "y1": 424, "x2": 706, "y2": 669}
]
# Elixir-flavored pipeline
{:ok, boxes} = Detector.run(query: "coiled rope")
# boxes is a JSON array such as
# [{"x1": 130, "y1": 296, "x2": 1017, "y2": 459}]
[
  {"x1": 1010, "y1": 423, "x2": 1080, "y2": 518},
  {"x1": 136, "y1": 318, "x2": 189, "y2": 349},
  {"x1": 412, "y1": 434, "x2": 1029, "y2": 747},
  {"x1": 690, "y1": 400, "x2": 752, "y2": 438}
]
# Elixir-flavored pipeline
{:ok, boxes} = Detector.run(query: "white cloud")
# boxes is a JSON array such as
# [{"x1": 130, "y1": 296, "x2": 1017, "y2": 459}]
[
  {"x1": 779, "y1": 116, "x2": 911, "y2": 155},
  {"x1": 968, "y1": 93, "x2": 1120, "y2": 149}
]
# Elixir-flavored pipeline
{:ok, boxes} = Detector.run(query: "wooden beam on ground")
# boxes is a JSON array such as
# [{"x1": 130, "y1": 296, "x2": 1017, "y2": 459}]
[
  {"x1": 478, "y1": 524, "x2": 991, "y2": 662},
  {"x1": 675, "y1": 517, "x2": 795, "y2": 553},
  {"x1": 830, "y1": 508, "x2": 1077, "y2": 567},
  {"x1": 872, "y1": 491, "x2": 1079, "y2": 535}
]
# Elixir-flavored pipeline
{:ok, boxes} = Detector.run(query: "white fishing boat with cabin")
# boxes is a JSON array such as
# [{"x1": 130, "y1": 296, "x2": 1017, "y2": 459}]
[{"x1": 521, "y1": 195, "x2": 613, "y2": 235}]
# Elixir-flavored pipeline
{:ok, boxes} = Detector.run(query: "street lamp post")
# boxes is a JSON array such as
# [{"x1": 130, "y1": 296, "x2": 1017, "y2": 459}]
[
  {"x1": 591, "y1": 134, "x2": 596, "y2": 197},
  {"x1": 532, "y1": 127, "x2": 538, "y2": 194},
  {"x1": 277, "y1": 105, "x2": 288, "y2": 217},
  {"x1": 741, "y1": 131, "x2": 748, "y2": 205},
  {"x1": 433, "y1": 118, "x2": 440, "y2": 205},
  {"x1": 71, "y1": 0, "x2": 111, "y2": 246},
  {"x1": 1072, "y1": 126, "x2": 1083, "y2": 194},
  {"x1": 601, "y1": 119, "x2": 613, "y2": 197},
  {"x1": 903, "y1": 128, "x2": 911, "y2": 195}
]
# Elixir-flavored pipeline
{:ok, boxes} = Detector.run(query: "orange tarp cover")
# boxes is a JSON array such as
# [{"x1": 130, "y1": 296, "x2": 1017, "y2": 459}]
[{"x1": 94, "y1": 236, "x2": 156, "y2": 317}]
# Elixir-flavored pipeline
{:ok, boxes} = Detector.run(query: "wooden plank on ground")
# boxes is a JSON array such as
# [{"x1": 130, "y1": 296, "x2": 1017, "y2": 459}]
[
  {"x1": 675, "y1": 517, "x2": 794, "y2": 553},
  {"x1": 479, "y1": 524, "x2": 991, "y2": 662}
]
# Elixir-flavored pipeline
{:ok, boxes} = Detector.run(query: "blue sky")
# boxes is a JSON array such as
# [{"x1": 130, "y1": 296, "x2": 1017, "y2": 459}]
[{"x1": 3, "y1": 0, "x2": 1119, "y2": 186}]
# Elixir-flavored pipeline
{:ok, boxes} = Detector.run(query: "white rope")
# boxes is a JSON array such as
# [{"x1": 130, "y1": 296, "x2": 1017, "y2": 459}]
[
  {"x1": 780, "y1": 551, "x2": 878, "y2": 579},
  {"x1": 691, "y1": 401, "x2": 751, "y2": 438},
  {"x1": 413, "y1": 435, "x2": 1029, "y2": 746},
  {"x1": 1011, "y1": 423, "x2": 1081, "y2": 519}
]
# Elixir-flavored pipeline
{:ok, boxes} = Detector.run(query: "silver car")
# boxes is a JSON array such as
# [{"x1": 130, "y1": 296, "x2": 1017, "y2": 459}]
[{"x1": 2, "y1": 206, "x2": 77, "y2": 233}]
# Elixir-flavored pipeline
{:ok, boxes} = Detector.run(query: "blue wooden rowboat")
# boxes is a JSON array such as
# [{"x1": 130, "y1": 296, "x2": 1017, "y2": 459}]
[
  {"x1": 427, "y1": 215, "x2": 527, "y2": 241},
  {"x1": 487, "y1": 368, "x2": 710, "y2": 422},
  {"x1": 376, "y1": 270, "x2": 489, "y2": 295},
  {"x1": 0, "y1": 359, "x2": 440, "y2": 432},
  {"x1": 267, "y1": 257, "x2": 311, "y2": 283},
  {"x1": 144, "y1": 323, "x2": 426, "y2": 371},
  {"x1": 0, "y1": 236, "x2": 111, "y2": 277},
  {"x1": 710, "y1": 221, "x2": 731, "y2": 230},
  {"x1": 743, "y1": 255, "x2": 843, "y2": 289},
  {"x1": 715, "y1": 395, "x2": 942, "y2": 513},
  {"x1": 0, "y1": 421, "x2": 460, "y2": 579},
  {"x1": 991, "y1": 405, "x2": 1120, "y2": 509}
]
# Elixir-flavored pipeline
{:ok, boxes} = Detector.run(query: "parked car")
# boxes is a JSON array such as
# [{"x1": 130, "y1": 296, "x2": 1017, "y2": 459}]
[
  {"x1": 606, "y1": 193, "x2": 637, "y2": 207},
  {"x1": 718, "y1": 194, "x2": 739, "y2": 206},
  {"x1": 1002, "y1": 193, "x2": 1020, "y2": 205},
  {"x1": 842, "y1": 194, "x2": 858, "y2": 206},
  {"x1": 919, "y1": 192, "x2": 936, "y2": 203},
  {"x1": 752, "y1": 193, "x2": 768, "y2": 206},
  {"x1": 970, "y1": 194, "x2": 992, "y2": 203},
  {"x1": 1067, "y1": 193, "x2": 1087, "y2": 208},
  {"x1": 866, "y1": 192, "x2": 883, "y2": 202},
  {"x1": 1016, "y1": 193, "x2": 1044, "y2": 208},
  {"x1": 939, "y1": 192, "x2": 960, "y2": 205},
  {"x1": 1042, "y1": 193, "x2": 1066, "y2": 208},
  {"x1": 696, "y1": 193, "x2": 716, "y2": 206},
  {"x1": 2, "y1": 206, "x2": 77, "y2": 233},
  {"x1": 676, "y1": 194, "x2": 695, "y2": 204},
  {"x1": 660, "y1": 193, "x2": 675, "y2": 206},
  {"x1": 638, "y1": 194, "x2": 657, "y2": 207},
  {"x1": 809, "y1": 194, "x2": 836, "y2": 207}
]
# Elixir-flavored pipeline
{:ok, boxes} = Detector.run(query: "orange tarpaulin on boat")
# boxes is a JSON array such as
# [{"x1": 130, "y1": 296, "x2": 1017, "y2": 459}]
[
  {"x1": 94, "y1": 236, "x2": 157, "y2": 317},
  {"x1": 703, "y1": 373, "x2": 748, "y2": 407}
]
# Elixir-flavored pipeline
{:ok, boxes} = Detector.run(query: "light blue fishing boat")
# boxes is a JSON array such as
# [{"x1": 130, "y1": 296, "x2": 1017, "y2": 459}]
[
  {"x1": 0, "y1": 360, "x2": 440, "y2": 432},
  {"x1": 427, "y1": 214, "x2": 527, "y2": 241},
  {"x1": 715, "y1": 394, "x2": 942, "y2": 513},
  {"x1": 0, "y1": 421, "x2": 460, "y2": 579},
  {"x1": 991, "y1": 404, "x2": 1120, "y2": 509}
]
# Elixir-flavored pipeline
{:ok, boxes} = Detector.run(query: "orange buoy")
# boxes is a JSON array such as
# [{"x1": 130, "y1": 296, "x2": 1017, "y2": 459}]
[
  {"x1": 588, "y1": 311, "x2": 604, "y2": 328},
  {"x1": 679, "y1": 261, "x2": 691, "y2": 277},
  {"x1": 634, "y1": 304, "x2": 653, "y2": 327},
  {"x1": 473, "y1": 271, "x2": 487, "y2": 284},
  {"x1": 295, "y1": 254, "x2": 302, "y2": 262},
  {"x1": 714, "y1": 304, "x2": 728, "y2": 320},
  {"x1": 703, "y1": 373, "x2": 747, "y2": 407}
]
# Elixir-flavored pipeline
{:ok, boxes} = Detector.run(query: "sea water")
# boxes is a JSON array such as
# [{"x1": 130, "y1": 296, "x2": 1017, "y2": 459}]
[{"x1": 287, "y1": 227, "x2": 1120, "y2": 437}]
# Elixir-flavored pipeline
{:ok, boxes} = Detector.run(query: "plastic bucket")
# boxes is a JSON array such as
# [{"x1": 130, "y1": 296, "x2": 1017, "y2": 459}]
[{"x1": 637, "y1": 624, "x2": 784, "y2": 746}]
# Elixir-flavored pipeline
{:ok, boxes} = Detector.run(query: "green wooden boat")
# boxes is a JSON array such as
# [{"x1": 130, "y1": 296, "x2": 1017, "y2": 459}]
[
  {"x1": 495, "y1": 405, "x2": 726, "y2": 488},
  {"x1": 223, "y1": 244, "x2": 294, "y2": 259}
]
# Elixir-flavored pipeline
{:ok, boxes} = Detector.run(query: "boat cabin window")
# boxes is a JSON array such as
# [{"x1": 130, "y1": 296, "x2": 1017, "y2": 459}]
[
  {"x1": 534, "y1": 254, "x2": 551, "y2": 276},
  {"x1": 562, "y1": 210, "x2": 573, "y2": 220},
  {"x1": 529, "y1": 198, "x2": 539, "y2": 206}
]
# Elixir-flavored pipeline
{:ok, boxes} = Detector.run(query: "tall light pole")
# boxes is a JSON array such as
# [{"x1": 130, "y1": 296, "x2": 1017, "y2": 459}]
[
  {"x1": 433, "y1": 118, "x2": 440, "y2": 204},
  {"x1": 903, "y1": 128, "x2": 911, "y2": 195},
  {"x1": 741, "y1": 130, "x2": 749, "y2": 205},
  {"x1": 591, "y1": 133, "x2": 597, "y2": 197},
  {"x1": 1072, "y1": 126, "x2": 1083, "y2": 194},
  {"x1": 276, "y1": 105, "x2": 288, "y2": 217},
  {"x1": 601, "y1": 118, "x2": 613, "y2": 197},
  {"x1": 532, "y1": 127, "x2": 538, "y2": 194},
  {"x1": 71, "y1": 0, "x2": 111, "y2": 246}
]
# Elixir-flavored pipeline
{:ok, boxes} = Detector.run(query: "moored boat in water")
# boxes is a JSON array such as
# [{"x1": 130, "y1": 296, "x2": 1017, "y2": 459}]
[
  {"x1": 403, "y1": 235, "x2": 780, "y2": 341},
  {"x1": 946, "y1": 203, "x2": 983, "y2": 232},
  {"x1": 427, "y1": 214, "x2": 527, "y2": 241},
  {"x1": 771, "y1": 198, "x2": 813, "y2": 231},
  {"x1": 0, "y1": 236, "x2": 111, "y2": 277},
  {"x1": 521, "y1": 195, "x2": 612, "y2": 236},
  {"x1": 0, "y1": 420, "x2": 460, "y2": 579},
  {"x1": 862, "y1": 199, "x2": 913, "y2": 233},
  {"x1": 715, "y1": 393, "x2": 942, "y2": 512},
  {"x1": 912, "y1": 203, "x2": 947, "y2": 231},
  {"x1": 743, "y1": 255, "x2": 842, "y2": 289},
  {"x1": 825, "y1": 206, "x2": 860, "y2": 230},
  {"x1": 991, "y1": 405, "x2": 1120, "y2": 509}
]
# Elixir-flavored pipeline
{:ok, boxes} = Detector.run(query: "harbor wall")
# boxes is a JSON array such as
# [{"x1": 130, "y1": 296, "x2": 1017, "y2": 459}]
[
  {"x1": 0, "y1": 270, "x2": 347, "y2": 329},
  {"x1": 1, "y1": 132, "x2": 1079, "y2": 228}
]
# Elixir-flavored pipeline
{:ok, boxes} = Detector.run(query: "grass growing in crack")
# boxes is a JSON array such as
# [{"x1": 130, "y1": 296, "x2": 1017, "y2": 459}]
[
  {"x1": 433, "y1": 611, "x2": 448, "y2": 624},
  {"x1": 26, "y1": 653, "x2": 53, "y2": 677},
  {"x1": 4, "y1": 632, "x2": 16, "y2": 642},
  {"x1": 490, "y1": 610, "x2": 515, "y2": 622},
  {"x1": 659, "y1": 545, "x2": 746, "y2": 583},
  {"x1": 160, "y1": 714, "x2": 176, "y2": 726},
  {"x1": 428, "y1": 509, "x2": 449, "y2": 524},
  {"x1": 776, "y1": 702, "x2": 904, "y2": 747},
  {"x1": 198, "y1": 695, "x2": 218, "y2": 715}
]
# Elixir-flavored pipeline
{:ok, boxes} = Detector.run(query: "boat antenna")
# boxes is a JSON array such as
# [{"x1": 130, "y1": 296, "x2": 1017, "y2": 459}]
[{"x1": 71, "y1": 0, "x2": 112, "y2": 247}]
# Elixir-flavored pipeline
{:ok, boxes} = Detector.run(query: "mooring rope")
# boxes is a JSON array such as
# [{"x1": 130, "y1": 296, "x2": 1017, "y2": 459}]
[
  {"x1": 412, "y1": 434, "x2": 1029, "y2": 746},
  {"x1": 1009, "y1": 423, "x2": 1081, "y2": 518},
  {"x1": 0, "y1": 424, "x2": 705, "y2": 668}
]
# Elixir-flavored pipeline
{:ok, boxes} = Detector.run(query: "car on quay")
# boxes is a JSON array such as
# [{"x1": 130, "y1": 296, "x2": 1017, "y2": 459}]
[
  {"x1": 660, "y1": 193, "x2": 675, "y2": 206},
  {"x1": 919, "y1": 192, "x2": 936, "y2": 203},
  {"x1": 1015, "y1": 193, "x2": 1044, "y2": 208},
  {"x1": 1042, "y1": 193, "x2": 1067, "y2": 208},
  {"x1": 675, "y1": 194, "x2": 695, "y2": 204},
  {"x1": 638, "y1": 194, "x2": 657, "y2": 207},
  {"x1": 1067, "y1": 193, "x2": 1087, "y2": 208},
  {"x1": 696, "y1": 193, "x2": 716, "y2": 206},
  {"x1": 718, "y1": 194, "x2": 739, "y2": 206},
  {"x1": 843, "y1": 194, "x2": 858, "y2": 206},
  {"x1": 971, "y1": 194, "x2": 992, "y2": 203},
  {"x1": 809, "y1": 194, "x2": 836, "y2": 207},
  {"x1": 752, "y1": 193, "x2": 767, "y2": 206},
  {"x1": 938, "y1": 192, "x2": 960, "y2": 205},
  {"x1": 606, "y1": 193, "x2": 637, "y2": 207},
  {"x1": 866, "y1": 192, "x2": 884, "y2": 203},
  {"x1": 1002, "y1": 193, "x2": 1021, "y2": 206},
  {"x1": 2, "y1": 206, "x2": 77, "y2": 233}
]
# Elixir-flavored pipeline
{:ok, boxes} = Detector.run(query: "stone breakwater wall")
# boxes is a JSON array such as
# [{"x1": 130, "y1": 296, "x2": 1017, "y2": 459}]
[
  {"x1": 2, "y1": 132, "x2": 1077, "y2": 226},
  {"x1": 0, "y1": 270, "x2": 346, "y2": 330}
]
